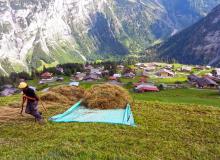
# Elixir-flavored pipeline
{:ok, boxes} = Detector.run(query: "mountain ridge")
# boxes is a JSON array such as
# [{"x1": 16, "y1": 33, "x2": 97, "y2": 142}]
[
  {"x1": 1, "y1": 0, "x2": 220, "y2": 75},
  {"x1": 150, "y1": 4, "x2": 220, "y2": 67}
]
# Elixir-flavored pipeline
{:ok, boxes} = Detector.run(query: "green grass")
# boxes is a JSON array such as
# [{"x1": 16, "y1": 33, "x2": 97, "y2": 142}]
[
  {"x1": 120, "y1": 77, "x2": 142, "y2": 83},
  {"x1": 132, "y1": 88, "x2": 220, "y2": 108},
  {"x1": 0, "y1": 83, "x2": 220, "y2": 159},
  {"x1": 0, "y1": 94, "x2": 20, "y2": 106},
  {"x1": 152, "y1": 76, "x2": 187, "y2": 84},
  {"x1": 195, "y1": 69, "x2": 212, "y2": 76},
  {"x1": 0, "y1": 101, "x2": 220, "y2": 160}
]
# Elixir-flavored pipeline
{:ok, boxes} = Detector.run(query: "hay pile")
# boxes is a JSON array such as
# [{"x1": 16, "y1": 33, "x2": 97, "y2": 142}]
[
  {"x1": 40, "y1": 86, "x2": 85, "y2": 104},
  {"x1": 49, "y1": 86, "x2": 85, "y2": 100},
  {"x1": 83, "y1": 84, "x2": 132, "y2": 109},
  {"x1": 40, "y1": 91, "x2": 70, "y2": 104}
]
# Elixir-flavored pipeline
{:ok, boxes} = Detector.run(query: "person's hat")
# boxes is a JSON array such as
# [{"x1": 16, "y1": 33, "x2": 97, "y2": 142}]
[{"x1": 18, "y1": 82, "x2": 28, "y2": 89}]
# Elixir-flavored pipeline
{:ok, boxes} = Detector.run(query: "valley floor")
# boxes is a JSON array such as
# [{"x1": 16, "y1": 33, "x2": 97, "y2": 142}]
[{"x1": 0, "y1": 83, "x2": 220, "y2": 159}]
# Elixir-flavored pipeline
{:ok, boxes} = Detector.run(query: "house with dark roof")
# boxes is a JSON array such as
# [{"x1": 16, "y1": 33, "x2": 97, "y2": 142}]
[
  {"x1": 196, "y1": 77, "x2": 218, "y2": 88},
  {"x1": 83, "y1": 74, "x2": 100, "y2": 81},
  {"x1": 189, "y1": 76, "x2": 218, "y2": 88},
  {"x1": 188, "y1": 74, "x2": 199, "y2": 82},
  {"x1": 56, "y1": 67, "x2": 64, "y2": 73},
  {"x1": 123, "y1": 72, "x2": 135, "y2": 78}
]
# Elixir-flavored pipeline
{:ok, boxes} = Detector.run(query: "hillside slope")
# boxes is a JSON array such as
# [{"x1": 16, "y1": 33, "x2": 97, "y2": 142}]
[{"x1": 152, "y1": 4, "x2": 220, "y2": 66}]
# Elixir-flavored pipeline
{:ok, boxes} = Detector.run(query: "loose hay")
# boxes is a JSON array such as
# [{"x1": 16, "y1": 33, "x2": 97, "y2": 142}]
[
  {"x1": 8, "y1": 102, "x2": 21, "y2": 108},
  {"x1": 84, "y1": 84, "x2": 132, "y2": 109}
]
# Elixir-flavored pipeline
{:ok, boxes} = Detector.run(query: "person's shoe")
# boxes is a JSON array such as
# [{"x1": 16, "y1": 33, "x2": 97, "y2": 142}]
[{"x1": 38, "y1": 119, "x2": 45, "y2": 125}]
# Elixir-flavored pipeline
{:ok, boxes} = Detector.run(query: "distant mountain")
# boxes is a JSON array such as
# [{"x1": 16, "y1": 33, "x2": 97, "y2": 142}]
[
  {"x1": 150, "y1": 4, "x2": 220, "y2": 66},
  {"x1": 0, "y1": 0, "x2": 220, "y2": 75}
]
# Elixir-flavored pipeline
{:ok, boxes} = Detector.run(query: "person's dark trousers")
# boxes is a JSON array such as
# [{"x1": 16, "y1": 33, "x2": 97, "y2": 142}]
[{"x1": 25, "y1": 101, "x2": 42, "y2": 121}]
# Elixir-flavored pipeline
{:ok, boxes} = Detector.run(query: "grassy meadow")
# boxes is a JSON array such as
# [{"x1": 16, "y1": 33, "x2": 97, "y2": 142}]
[{"x1": 0, "y1": 81, "x2": 220, "y2": 160}]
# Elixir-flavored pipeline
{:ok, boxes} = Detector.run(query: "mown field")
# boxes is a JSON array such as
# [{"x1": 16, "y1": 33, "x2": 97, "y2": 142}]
[{"x1": 0, "y1": 84, "x2": 220, "y2": 160}]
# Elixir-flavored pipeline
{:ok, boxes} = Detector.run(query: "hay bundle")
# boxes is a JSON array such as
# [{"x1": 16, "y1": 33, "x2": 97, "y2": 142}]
[
  {"x1": 49, "y1": 86, "x2": 85, "y2": 101},
  {"x1": 40, "y1": 86, "x2": 85, "y2": 104},
  {"x1": 40, "y1": 91, "x2": 70, "y2": 104},
  {"x1": 84, "y1": 84, "x2": 132, "y2": 109}
]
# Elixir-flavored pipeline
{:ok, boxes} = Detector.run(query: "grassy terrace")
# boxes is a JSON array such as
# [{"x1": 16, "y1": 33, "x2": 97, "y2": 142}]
[{"x1": 0, "y1": 81, "x2": 220, "y2": 159}]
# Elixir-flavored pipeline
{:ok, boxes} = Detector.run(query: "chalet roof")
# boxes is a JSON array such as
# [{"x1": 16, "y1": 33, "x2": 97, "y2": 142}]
[
  {"x1": 84, "y1": 65, "x2": 94, "y2": 70},
  {"x1": 75, "y1": 73, "x2": 86, "y2": 78},
  {"x1": 124, "y1": 72, "x2": 135, "y2": 77},
  {"x1": 204, "y1": 75, "x2": 220, "y2": 83},
  {"x1": 144, "y1": 66, "x2": 156, "y2": 71},
  {"x1": 188, "y1": 74, "x2": 199, "y2": 81},
  {"x1": 91, "y1": 68, "x2": 102, "y2": 74},
  {"x1": 117, "y1": 65, "x2": 124, "y2": 68},
  {"x1": 181, "y1": 66, "x2": 192, "y2": 70},
  {"x1": 136, "y1": 84, "x2": 159, "y2": 92},
  {"x1": 197, "y1": 77, "x2": 218, "y2": 87},
  {"x1": 216, "y1": 68, "x2": 220, "y2": 75},
  {"x1": 108, "y1": 76, "x2": 117, "y2": 80},
  {"x1": 83, "y1": 74, "x2": 100, "y2": 80},
  {"x1": 41, "y1": 72, "x2": 53, "y2": 77},
  {"x1": 113, "y1": 74, "x2": 121, "y2": 78},
  {"x1": 157, "y1": 69, "x2": 174, "y2": 76}
]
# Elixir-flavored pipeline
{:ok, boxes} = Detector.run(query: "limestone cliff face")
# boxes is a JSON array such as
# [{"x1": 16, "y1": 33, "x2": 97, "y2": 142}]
[{"x1": 0, "y1": 0, "x2": 219, "y2": 75}]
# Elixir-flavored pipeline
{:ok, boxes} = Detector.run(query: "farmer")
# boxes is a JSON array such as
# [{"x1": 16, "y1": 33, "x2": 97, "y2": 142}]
[{"x1": 18, "y1": 82, "x2": 44, "y2": 124}]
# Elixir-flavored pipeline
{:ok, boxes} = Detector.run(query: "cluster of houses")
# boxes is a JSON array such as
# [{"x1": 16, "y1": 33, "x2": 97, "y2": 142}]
[
  {"x1": 188, "y1": 68, "x2": 220, "y2": 88},
  {"x1": 1, "y1": 62, "x2": 219, "y2": 97},
  {"x1": 135, "y1": 63, "x2": 176, "y2": 78},
  {"x1": 38, "y1": 63, "x2": 220, "y2": 91},
  {"x1": 40, "y1": 63, "x2": 214, "y2": 85},
  {"x1": 70, "y1": 65, "x2": 137, "y2": 82}
]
